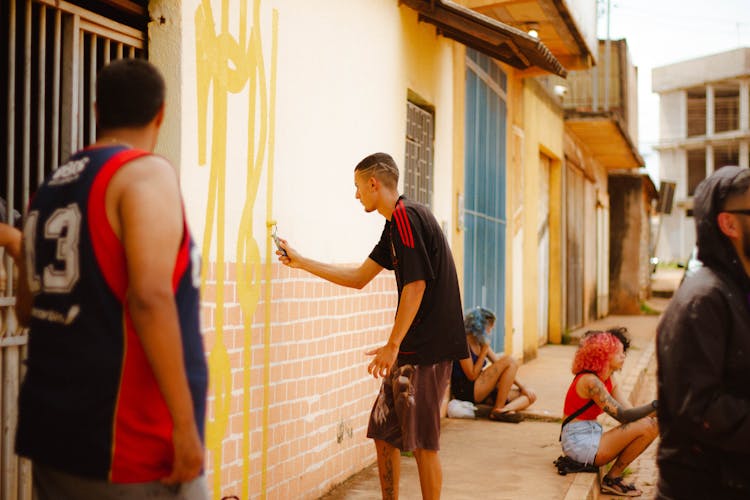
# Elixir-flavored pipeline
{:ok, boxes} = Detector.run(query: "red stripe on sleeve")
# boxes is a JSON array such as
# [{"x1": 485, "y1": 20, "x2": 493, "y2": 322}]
[
  {"x1": 392, "y1": 207, "x2": 408, "y2": 246},
  {"x1": 394, "y1": 202, "x2": 414, "y2": 248},
  {"x1": 399, "y1": 201, "x2": 415, "y2": 247}
]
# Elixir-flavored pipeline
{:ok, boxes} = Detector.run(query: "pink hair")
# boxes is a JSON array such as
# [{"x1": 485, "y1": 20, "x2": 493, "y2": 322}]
[{"x1": 571, "y1": 332, "x2": 620, "y2": 376}]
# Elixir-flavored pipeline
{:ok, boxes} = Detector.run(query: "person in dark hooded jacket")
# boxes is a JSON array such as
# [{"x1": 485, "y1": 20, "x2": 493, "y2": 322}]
[{"x1": 656, "y1": 166, "x2": 750, "y2": 499}]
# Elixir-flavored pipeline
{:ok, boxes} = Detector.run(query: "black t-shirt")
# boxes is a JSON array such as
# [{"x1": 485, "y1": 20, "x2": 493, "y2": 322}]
[{"x1": 369, "y1": 196, "x2": 468, "y2": 365}]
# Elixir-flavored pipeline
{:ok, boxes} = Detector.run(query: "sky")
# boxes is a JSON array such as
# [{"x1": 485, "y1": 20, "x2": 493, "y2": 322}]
[{"x1": 598, "y1": 0, "x2": 750, "y2": 184}]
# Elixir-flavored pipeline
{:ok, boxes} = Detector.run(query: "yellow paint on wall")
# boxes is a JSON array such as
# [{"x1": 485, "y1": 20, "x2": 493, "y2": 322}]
[{"x1": 195, "y1": 1, "x2": 278, "y2": 498}]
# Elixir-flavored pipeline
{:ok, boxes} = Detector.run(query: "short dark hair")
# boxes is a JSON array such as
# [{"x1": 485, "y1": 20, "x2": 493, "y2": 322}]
[
  {"x1": 354, "y1": 153, "x2": 399, "y2": 190},
  {"x1": 96, "y1": 58, "x2": 165, "y2": 131}
]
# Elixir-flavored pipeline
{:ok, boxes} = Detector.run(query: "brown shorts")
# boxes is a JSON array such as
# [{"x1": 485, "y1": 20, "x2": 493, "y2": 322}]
[
  {"x1": 32, "y1": 462, "x2": 209, "y2": 500},
  {"x1": 366, "y1": 360, "x2": 451, "y2": 451}
]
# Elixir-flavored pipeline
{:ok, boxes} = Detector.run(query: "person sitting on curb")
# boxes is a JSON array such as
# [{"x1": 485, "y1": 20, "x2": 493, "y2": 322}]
[
  {"x1": 560, "y1": 328, "x2": 658, "y2": 497},
  {"x1": 451, "y1": 307, "x2": 536, "y2": 423}
]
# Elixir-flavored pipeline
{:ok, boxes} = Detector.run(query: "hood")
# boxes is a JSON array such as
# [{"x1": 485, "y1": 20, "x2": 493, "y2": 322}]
[{"x1": 693, "y1": 166, "x2": 750, "y2": 289}]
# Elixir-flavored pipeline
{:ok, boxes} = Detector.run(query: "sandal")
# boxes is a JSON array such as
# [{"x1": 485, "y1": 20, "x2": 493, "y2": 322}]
[
  {"x1": 600, "y1": 475, "x2": 642, "y2": 497},
  {"x1": 488, "y1": 409, "x2": 523, "y2": 423}
]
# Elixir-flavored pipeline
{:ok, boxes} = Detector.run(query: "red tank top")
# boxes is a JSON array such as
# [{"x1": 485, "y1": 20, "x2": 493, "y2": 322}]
[{"x1": 563, "y1": 373, "x2": 613, "y2": 420}]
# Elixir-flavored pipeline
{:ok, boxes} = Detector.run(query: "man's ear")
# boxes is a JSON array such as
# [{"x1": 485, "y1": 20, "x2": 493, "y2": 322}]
[
  {"x1": 154, "y1": 103, "x2": 165, "y2": 128},
  {"x1": 717, "y1": 211, "x2": 741, "y2": 239}
]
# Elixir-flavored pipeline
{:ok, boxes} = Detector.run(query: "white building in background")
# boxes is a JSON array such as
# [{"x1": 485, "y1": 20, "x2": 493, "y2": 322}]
[{"x1": 653, "y1": 48, "x2": 750, "y2": 263}]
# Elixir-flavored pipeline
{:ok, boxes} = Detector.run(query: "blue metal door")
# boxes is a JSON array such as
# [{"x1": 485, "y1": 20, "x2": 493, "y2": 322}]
[{"x1": 464, "y1": 49, "x2": 507, "y2": 352}]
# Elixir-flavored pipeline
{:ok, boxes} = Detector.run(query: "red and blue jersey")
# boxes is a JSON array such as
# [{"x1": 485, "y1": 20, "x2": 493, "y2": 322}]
[{"x1": 15, "y1": 145, "x2": 208, "y2": 482}]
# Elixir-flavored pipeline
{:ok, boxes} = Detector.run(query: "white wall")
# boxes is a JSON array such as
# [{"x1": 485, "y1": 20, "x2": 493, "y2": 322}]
[
  {"x1": 171, "y1": 0, "x2": 456, "y2": 264},
  {"x1": 567, "y1": 0, "x2": 598, "y2": 62},
  {"x1": 658, "y1": 90, "x2": 686, "y2": 141},
  {"x1": 652, "y1": 47, "x2": 750, "y2": 94},
  {"x1": 656, "y1": 148, "x2": 691, "y2": 262}
]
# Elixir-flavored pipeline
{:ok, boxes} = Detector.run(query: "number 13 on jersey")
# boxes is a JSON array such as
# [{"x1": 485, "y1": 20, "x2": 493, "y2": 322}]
[{"x1": 23, "y1": 204, "x2": 82, "y2": 294}]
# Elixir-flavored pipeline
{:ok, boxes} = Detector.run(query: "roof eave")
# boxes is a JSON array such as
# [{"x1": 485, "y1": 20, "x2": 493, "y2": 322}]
[
  {"x1": 565, "y1": 110, "x2": 644, "y2": 168},
  {"x1": 401, "y1": 0, "x2": 567, "y2": 77}
]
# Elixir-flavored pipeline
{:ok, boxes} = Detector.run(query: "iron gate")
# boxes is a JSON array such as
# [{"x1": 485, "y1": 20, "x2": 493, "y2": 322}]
[{"x1": 1, "y1": 1, "x2": 145, "y2": 497}]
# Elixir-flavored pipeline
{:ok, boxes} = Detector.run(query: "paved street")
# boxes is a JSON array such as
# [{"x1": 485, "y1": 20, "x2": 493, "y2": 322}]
[
  {"x1": 600, "y1": 341, "x2": 659, "y2": 499},
  {"x1": 320, "y1": 302, "x2": 667, "y2": 500}
]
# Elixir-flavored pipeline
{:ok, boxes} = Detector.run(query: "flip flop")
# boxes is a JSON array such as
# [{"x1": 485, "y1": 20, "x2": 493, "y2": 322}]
[
  {"x1": 600, "y1": 475, "x2": 642, "y2": 497},
  {"x1": 489, "y1": 410, "x2": 523, "y2": 423}
]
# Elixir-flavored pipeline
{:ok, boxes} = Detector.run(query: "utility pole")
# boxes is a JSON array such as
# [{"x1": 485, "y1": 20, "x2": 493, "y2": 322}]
[{"x1": 604, "y1": 0, "x2": 611, "y2": 111}]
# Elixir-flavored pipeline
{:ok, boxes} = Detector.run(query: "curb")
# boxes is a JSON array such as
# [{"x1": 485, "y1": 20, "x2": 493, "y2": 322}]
[{"x1": 561, "y1": 339, "x2": 657, "y2": 500}]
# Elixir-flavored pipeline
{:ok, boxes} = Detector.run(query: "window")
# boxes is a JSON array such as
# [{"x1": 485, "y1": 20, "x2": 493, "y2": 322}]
[
  {"x1": 404, "y1": 100, "x2": 434, "y2": 207},
  {"x1": 687, "y1": 149, "x2": 706, "y2": 196},
  {"x1": 715, "y1": 83, "x2": 740, "y2": 133},
  {"x1": 714, "y1": 144, "x2": 739, "y2": 170},
  {"x1": 686, "y1": 88, "x2": 706, "y2": 137}
]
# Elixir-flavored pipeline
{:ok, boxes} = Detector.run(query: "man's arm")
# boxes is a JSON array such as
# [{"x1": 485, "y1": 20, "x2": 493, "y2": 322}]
[
  {"x1": 114, "y1": 156, "x2": 203, "y2": 484},
  {"x1": 366, "y1": 279, "x2": 426, "y2": 378},
  {"x1": 0, "y1": 223, "x2": 21, "y2": 263},
  {"x1": 8, "y1": 220, "x2": 31, "y2": 326},
  {"x1": 277, "y1": 239, "x2": 383, "y2": 289}
]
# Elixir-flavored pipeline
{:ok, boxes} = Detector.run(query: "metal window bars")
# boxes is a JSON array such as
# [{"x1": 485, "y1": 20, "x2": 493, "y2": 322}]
[
  {"x1": 404, "y1": 101, "x2": 434, "y2": 208},
  {"x1": 1, "y1": 1, "x2": 144, "y2": 498}
]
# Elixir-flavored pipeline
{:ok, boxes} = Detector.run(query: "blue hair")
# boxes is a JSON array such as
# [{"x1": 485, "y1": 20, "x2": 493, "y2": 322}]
[{"x1": 464, "y1": 307, "x2": 496, "y2": 345}]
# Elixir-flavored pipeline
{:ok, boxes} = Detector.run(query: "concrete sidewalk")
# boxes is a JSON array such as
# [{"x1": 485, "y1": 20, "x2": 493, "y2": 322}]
[{"x1": 320, "y1": 300, "x2": 667, "y2": 500}]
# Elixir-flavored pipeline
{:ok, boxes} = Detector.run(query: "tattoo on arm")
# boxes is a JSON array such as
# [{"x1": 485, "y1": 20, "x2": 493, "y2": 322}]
[
  {"x1": 587, "y1": 378, "x2": 626, "y2": 421},
  {"x1": 585, "y1": 377, "x2": 655, "y2": 423}
]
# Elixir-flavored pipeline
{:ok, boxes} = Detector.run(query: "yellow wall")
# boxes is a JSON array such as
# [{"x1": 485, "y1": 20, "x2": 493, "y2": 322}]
[
  {"x1": 520, "y1": 79, "x2": 564, "y2": 359},
  {"x1": 451, "y1": 44, "x2": 466, "y2": 294}
]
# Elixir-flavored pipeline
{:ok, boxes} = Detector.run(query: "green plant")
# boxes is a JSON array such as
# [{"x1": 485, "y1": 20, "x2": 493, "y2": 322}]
[
  {"x1": 561, "y1": 328, "x2": 574, "y2": 345},
  {"x1": 640, "y1": 301, "x2": 660, "y2": 316}
]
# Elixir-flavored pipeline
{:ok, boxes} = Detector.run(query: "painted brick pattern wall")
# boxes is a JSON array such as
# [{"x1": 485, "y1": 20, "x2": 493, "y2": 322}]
[{"x1": 201, "y1": 261, "x2": 397, "y2": 499}]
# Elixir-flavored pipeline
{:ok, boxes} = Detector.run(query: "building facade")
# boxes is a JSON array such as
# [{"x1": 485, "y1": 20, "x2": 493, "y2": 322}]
[
  {"x1": 653, "y1": 47, "x2": 750, "y2": 263},
  {"x1": 1, "y1": 0, "x2": 610, "y2": 498},
  {"x1": 535, "y1": 38, "x2": 647, "y2": 322}
]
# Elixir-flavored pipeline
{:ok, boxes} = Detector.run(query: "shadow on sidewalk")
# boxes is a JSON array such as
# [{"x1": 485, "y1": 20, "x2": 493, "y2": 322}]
[{"x1": 321, "y1": 310, "x2": 664, "y2": 499}]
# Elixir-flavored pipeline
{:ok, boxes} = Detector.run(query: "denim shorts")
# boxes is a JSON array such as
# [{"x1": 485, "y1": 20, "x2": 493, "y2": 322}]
[{"x1": 560, "y1": 420, "x2": 602, "y2": 466}]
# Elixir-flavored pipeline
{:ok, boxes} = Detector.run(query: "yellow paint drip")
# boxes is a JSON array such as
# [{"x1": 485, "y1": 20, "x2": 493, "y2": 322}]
[{"x1": 195, "y1": 1, "x2": 279, "y2": 498}]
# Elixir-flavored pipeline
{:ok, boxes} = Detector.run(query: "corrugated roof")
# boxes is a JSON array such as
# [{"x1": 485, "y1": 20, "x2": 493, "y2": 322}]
[{"x1": 401, "y1": 0, "x2": 567, "y2": 77}]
